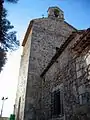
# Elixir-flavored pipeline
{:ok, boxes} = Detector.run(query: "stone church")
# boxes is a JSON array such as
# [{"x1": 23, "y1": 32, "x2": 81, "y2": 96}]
[{"x1": 14, "y1": 7, "x2": 90, "y2": 120}]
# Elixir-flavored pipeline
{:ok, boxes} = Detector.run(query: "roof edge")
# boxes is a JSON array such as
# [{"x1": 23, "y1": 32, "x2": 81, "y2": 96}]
[
  {"x1": 40, "y1": 32, "x2": 77, "y2": 77},
  {"x1": 22, "y1": 20, "x2": 34, "y2": 46},
  {"x1": 64, "y1": 21, "x2": 77, "y2": 31}
]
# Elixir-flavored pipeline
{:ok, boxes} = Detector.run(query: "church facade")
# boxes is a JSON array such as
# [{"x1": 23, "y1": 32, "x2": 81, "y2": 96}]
[{"x1": 15, "y1": 7, "x2": 90, "y2": 120}]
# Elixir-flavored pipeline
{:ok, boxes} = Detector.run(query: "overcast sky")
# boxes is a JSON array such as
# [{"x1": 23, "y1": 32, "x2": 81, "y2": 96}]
[{"x1": 0, "y1": 0, "x2": 90, "y2": 117}]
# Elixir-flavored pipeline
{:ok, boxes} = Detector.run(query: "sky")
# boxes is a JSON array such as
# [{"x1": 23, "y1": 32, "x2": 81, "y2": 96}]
[{"x1": 0, "y1": 0, "x2": 90, "y2": 117}]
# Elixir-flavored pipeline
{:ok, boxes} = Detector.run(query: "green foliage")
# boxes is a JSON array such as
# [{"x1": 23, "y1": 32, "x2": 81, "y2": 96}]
[
  {"x1": 0, "y1": 0, "x2": 19, "y2": 72},
  {"x1": 54, "y1": 8, "x2": 60, "y2": 17},
  {"x1": 0, "y1": 8, "x2": 19, "y2": 51},
  {"x1": 5, "y1": 0, "x2": 18, "y2": 3},
  {"x1": 0, "y1": 47, "x2": 7, "y2": 72}
]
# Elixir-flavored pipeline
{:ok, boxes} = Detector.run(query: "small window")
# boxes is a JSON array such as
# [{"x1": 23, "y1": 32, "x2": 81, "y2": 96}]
[{"x1": 51, "y1": 90, "x2": 64, "y2": 117}]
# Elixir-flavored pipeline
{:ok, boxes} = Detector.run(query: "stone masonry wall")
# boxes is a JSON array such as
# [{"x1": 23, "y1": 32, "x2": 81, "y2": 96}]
[
  {"x1": 24, "y1": 17, "x2": 76, "y2": 120},
  {"x1": 41, "y1": 33, "x2": 90, "y2": 120},
  {"x1": 15, "y1": 32, "x2": 32, "y2": 120}
]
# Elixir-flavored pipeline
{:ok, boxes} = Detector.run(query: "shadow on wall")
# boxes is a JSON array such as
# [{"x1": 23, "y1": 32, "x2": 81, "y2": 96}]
[{"x1": 25, "y1": 103, "x2": 36, "y2": 120}]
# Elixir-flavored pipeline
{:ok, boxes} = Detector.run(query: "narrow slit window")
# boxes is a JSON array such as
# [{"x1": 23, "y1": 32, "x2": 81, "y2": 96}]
[{"x1": 51, "y1": 90, "x2": 64, "y2": 117}]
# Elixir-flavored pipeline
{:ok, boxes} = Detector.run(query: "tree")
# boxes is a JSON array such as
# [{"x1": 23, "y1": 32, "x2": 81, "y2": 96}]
[
  {"x1": 5, "y1": 0, "x2": 18, "y2": 3},
  {"x1": 0, "y1": 47, "x2": 6, "y2": 72},
  {"x1": 0, "y1": 8, "x2": 19, "y2": 51},
  {"x1": 0, "y1": 0, "x2": 19, "y2": 72}
]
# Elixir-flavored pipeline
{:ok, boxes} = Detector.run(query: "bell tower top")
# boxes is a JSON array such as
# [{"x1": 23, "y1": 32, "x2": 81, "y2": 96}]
[{"x1": 48, "y1": 6, "x2": 64, "y2": 20}]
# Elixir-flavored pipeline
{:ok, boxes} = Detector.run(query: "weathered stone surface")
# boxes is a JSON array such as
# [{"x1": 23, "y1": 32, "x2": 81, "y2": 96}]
[
  {"x1": 15, "y1": 6, "x2": 90, "y2": 120},
  {"x1": 15, "y1": 33, "x2": 32, "y2": 120},
  {"x1": 41, "y1": 31, "x2": 90, "y2": 120},
  {"x1": 23, "y1": 16, "x2": 75, "y2": 120}
]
